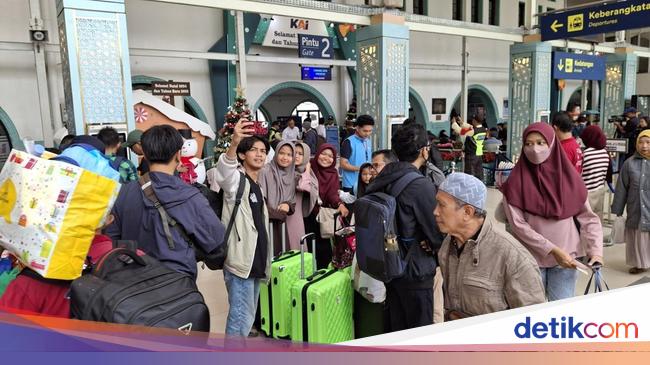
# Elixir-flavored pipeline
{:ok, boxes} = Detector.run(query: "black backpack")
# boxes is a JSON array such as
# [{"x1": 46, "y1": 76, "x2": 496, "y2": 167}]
[
  {"x1": 70, "y1": 248, "x2": 210, "y2": 333},
  {"x1": 353, "y1": 172, "x2": 424, "y2": 282}
]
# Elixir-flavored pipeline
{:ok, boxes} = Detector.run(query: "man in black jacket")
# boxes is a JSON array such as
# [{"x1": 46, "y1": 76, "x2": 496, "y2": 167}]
[{"x1": 365, "y1": 123, "x2": 444, "y2": 331}]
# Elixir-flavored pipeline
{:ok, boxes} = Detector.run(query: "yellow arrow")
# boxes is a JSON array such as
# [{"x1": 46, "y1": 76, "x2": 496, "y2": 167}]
[
  {"x1": 558, "y1": 59, "x2": 564, "y2": 71},
  {"x1": 551, "y1": 19, "x2": 564, "y2": 32}
]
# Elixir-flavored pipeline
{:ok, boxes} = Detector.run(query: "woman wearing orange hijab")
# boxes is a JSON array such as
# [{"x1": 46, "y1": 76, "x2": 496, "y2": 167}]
[{"x1": 612, "y1": 130, "x2": 650, "y2": 274}]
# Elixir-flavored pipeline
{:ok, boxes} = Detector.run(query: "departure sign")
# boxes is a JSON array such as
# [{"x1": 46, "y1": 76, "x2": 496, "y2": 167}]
[
  {"x1": 301, "y1": 66, "x2": 331, "y2": 81},
  {"x1": 298, "y1": 34, "x2": 333, "y2": 59},
  {"x1": 541, "y1": 0, "x2": 650, "y2": 41}
]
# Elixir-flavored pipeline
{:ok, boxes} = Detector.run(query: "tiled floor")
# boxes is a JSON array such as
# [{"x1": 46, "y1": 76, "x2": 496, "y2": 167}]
[{"x1": 197, "y1": 188, "x2": 646, "y2": 334}]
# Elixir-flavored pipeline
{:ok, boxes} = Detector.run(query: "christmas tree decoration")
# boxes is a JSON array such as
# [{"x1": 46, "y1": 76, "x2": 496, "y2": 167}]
[{"x1": 213, "y1": 86, "x2": 267, "y2": 163}]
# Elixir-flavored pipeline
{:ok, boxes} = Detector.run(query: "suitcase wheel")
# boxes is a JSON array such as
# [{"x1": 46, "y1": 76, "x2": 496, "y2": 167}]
[{"x1": 275, "y1": 322, "x2": 280, "y2": 330}]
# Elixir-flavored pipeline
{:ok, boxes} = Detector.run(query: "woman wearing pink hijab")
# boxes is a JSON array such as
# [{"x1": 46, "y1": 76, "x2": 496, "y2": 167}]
[{"x1": 501, "y1": 123, "x2": 603, "y2": 301}]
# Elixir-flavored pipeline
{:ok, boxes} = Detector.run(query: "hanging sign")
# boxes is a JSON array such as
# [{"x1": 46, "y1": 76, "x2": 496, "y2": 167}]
[
  {"x1": 541, "y1": 0, "x2": 650, "y2": 41},
  {"x1": 151, "y1": 81, "x2": 191, "y2": 96},
  {"x1": 552, "y1": 52, "x2": 606, "y2": 80},
  {"x1": 301, "y1": 66, "x2": 332, "y2": 81},
  {"x1": 298, "y1": 34, "x2": 333, "y2": 59},
  {"x1": 262, "y1": 16, "x2": 329, "y2": 49}
]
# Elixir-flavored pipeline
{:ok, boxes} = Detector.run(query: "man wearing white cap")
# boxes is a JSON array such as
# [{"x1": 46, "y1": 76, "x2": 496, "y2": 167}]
[{"x1": 434, "y1": 173, "x2": 545, "y2": 320}]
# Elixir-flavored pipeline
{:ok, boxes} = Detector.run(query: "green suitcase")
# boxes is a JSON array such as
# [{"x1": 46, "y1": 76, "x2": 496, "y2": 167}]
[
  {"x1": 290, "y1": 233, "x2": 354, "y2": 344},
  {"x1": 260, "y1": 224, "x2": 314, "y2": 338}
]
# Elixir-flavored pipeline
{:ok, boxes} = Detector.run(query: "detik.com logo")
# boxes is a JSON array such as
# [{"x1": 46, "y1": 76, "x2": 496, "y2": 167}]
[{"x1": 514, "y1": 317, "x2": 638, "y2": 339}]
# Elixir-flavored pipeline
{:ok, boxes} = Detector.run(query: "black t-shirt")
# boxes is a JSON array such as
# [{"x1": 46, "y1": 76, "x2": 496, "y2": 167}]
[
  {"x1": 340, "y1": 139, "x2": 352, "y2": 160},
  {"x1": 137, "y1": 158, "x2": 150, "y2": 175},
  {"x1": 247, "y1": 174, "x2": 268, "y2": 278}
]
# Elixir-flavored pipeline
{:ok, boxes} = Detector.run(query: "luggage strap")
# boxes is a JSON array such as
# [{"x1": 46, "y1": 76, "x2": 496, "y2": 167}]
[
  {"x1": 139, "y1": 173, "x2": 181, "y2": 250},
  {"x1": 584, "y1": 265, "x2": 610, "y2": 295}
]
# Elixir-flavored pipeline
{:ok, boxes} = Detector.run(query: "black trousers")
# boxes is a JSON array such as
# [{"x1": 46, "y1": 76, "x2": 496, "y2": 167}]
[
  {"x1": 385, "y1": 282, "x2": 433, "y2": 332},
  {"x1": 305, "y1": 213, "x2": 332, "y2": 269},
  {"x1": 464, "y1": 154, "x2": 484, "y2": 181}
]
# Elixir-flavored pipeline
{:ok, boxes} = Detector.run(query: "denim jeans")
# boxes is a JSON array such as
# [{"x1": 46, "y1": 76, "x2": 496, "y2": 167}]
[
  {"x1": 540, "y1": 266, "x2": 577, "y2": 301},
  {"x1": 223, "y1": 269, "x2": 260, "y2": 337}
]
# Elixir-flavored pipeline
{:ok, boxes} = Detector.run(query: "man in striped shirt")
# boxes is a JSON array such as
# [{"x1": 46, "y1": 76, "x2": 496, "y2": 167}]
[{"x1": 580, "y1": 126, "x2": 611, "y2": 221}]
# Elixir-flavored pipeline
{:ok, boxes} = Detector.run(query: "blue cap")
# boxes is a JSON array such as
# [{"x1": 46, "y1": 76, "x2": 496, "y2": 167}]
[{"x1": 624, "y1": 107, "x2": 637, "y2": 114}]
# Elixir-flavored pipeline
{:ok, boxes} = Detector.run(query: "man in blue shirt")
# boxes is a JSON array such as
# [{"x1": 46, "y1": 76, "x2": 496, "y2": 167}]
[{"x1": 340, "y1": 115, "x2": 375, "y2": 193}]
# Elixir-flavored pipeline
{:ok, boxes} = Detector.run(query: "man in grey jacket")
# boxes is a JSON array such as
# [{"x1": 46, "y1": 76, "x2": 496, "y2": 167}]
[
  {"x1": 208, "y1": 119, "x2": 272, "y2": 337},
  {"x1": 435, "y1": 173, "x2": 545, "y2": 320}
]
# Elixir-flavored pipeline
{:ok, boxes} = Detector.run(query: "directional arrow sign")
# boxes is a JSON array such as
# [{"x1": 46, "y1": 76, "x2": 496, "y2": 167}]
[
  {"x1": 552, "y1": 52, "x2": 605, "y2": 80},
  {"x1": 541, "y1": 0, "x2": 650, "y2": 41},
  {"x1": 551, "y1": 19, "x2": 564, "y2": 32}
]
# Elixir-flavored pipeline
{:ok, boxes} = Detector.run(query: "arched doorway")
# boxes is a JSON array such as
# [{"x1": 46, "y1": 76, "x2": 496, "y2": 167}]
[
  {"x1": 253, "y1": 82, "x2": 335, "y2": 123},
  {"x1": 566, "y1": 84, "x2": 598, "y2": 111},
  {"x1": 409, "y1": 87, "x2": 429, "y2": 127},
  {"x1": 451, "y1": 85, "x2": 499, "y2": 129},
  {"x1": 0, "y1": 107, "x2": 22, "y2": 169}
]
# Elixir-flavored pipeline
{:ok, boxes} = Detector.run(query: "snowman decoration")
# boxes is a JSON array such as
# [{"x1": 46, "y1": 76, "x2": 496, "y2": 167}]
[{"x1": 179, "y1": 129, "x2": 206, "y2": 185}]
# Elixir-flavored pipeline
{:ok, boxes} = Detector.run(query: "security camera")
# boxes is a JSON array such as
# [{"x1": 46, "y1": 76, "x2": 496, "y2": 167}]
[{"x1": 30, "y1": 30, "x2": 49, "y2": 42}]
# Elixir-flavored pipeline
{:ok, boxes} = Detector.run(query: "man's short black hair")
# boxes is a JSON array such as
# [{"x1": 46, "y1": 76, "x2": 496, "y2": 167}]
[
  {"x1": 391, "y1": 123, "x2": 428, "y2": 163},
  {"x1": 271, "y1": 120, "x2": 280, "y2": 127},
  {"x1": 567, "y1": 102, "x2": 580, "y2": 114},
  {"x1": 59, "y1": 134, "x2": 76, "y2": 150},
  {"x1": 355, "y1": 114, "x2": 375, "y2": 127},
  {"x1": 141, "y1": 125, "x2": 183, "y2": 164},
  {"x1": 371, "y1": 149, "x2": 398, "y2": 164},
  {"x1": 236, "y1": 135, "x2": 270, "y2": 164},
  {"x1": 96, "y1": 127, "x2": 120, "y2": 148},
  {"x1": 551, "y1": 112, "x2": 573, "y2": 133}
]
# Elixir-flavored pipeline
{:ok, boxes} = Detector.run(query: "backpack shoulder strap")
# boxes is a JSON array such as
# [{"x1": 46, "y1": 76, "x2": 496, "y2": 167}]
[
  {"x1": 223, "y1": 172, "x2": 247, "y2": 241},
  {"x1": 138, "y1": 173, "x2": 176, "y2": 250},
  {"x1": 389, "y1": 171, "x2": 424, "y2": 198}
]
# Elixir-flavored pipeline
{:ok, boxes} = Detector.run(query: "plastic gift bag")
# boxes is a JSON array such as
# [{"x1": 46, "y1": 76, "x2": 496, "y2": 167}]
[
  {"x1": 0, "y1": 149, "x2": 120, "y2": 280},
  {"x1": 351, "y1": 255, "x2": 386, "y2": 303}
]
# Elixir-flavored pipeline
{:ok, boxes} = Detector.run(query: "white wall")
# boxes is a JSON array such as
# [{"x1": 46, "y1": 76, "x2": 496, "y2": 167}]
[
  {"x1": 0, "y1": 0, "x2": 43, "y2": 141},
  {"x1": 637, "y1": 74, "x2": 650, "y2": 94}
]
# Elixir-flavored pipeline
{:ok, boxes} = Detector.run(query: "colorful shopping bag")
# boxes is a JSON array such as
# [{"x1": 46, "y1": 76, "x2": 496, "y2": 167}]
[{"x1": 0, "y1": 149, "x2": 120, "y2": 280}]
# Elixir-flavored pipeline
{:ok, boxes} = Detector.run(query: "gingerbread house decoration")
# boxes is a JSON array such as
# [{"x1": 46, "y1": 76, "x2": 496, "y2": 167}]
[{"x1": 131, "y1": 89, "x2": 215, "y2": 158}]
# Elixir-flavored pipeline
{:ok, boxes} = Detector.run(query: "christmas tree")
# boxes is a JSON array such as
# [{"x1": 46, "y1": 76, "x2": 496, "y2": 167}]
[{"x1": 213, "y1": 86, "x2": 266, "y2": 163}]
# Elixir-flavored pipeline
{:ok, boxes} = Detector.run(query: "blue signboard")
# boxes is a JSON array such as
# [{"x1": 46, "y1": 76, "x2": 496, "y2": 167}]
[
  {"x1": 301, "y1": 66, "x2": 332, "y2": 81},
  {"x1": 298, "y1": 34, "x2": 333, "y2": 59},
  {"x1": 552, "y1": 52, "x2": 606, "y2": 81},
  {"x1": 541, "y1": 0, "x2": 650, "y2": 41}
]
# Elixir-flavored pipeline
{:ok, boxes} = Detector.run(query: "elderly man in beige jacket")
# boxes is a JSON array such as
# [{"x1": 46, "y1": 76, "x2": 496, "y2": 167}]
[{"x1": 434, "y1": 173, "x2": 546, "y2": 320}]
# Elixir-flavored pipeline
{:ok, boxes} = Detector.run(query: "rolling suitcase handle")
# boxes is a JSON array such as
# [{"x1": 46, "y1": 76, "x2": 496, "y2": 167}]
[
  {"x1": 270, "y1": 222, "x2": 288, "y2": 257},
  {"x1": 282, "y1": 222, "x2": 287, "y2": 253},
  {"x1": 299, "y1": 232, "x2": 316, "y2": 280}
]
